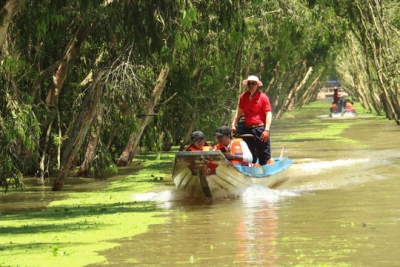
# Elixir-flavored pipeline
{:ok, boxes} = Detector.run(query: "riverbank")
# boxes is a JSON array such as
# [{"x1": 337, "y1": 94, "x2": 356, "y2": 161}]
[{"x1": 0, "y1": 152, "x2": 175, "y2": 267}]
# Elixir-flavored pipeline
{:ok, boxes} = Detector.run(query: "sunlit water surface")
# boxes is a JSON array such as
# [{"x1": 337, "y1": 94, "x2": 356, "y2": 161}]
[{"x1": 87, "y1": 108, "x2": 400, "y2": 267}]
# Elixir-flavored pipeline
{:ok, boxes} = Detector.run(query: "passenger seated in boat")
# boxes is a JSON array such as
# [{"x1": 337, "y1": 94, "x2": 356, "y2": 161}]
[
  {"x1": 185, "y1": 131, "x2": 211, "y2": 151},
  {"x1": 330, "y1": 102, "x2": 338, "y2": 113},
  {"x1": 345, "y1": 100, "x2": 356, "y2": 112},
  {"x1": 211, "y1": 126, "x2": 253, "y2": 166}
]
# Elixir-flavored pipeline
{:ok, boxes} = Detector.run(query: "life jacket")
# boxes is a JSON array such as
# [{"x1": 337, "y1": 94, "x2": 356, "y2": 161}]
[
  {"x1": 331, "y1": 103, "x2": 338, "y2": 112},
  {"x1": 345, "y1": 102, "x2": 355, "y2": 111},
  {"x1": 213, "y1": 143, "x2": 228, "y2": 152},
  {"x1": 230, "y1": 138, "x2": 244, "y2": 165},
  {"x1": 214, "y1": 141, "x2": 243, "y2": 165},
  {"x1": 186, "y1": 143, "x2": 210, "y2": 151}
]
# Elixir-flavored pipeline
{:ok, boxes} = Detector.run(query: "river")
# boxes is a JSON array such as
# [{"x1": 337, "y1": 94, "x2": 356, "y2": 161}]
[{"x1": 89, "y1": 100, "x2": 400, "y2": 267}]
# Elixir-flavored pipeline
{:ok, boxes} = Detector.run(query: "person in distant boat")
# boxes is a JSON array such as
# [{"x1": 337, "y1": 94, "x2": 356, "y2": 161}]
[
  {"x1": 333, "y1": 87, "x2": 341, "y2": 104},
  {"x1": 185, "y1": 131, "x2": 210, "y2": 151},
  {"x1": 212, "y1": 126, "x2": 253, "y2": 165},
  {"x1": 231, "y1": 75, "x2": 272, "y2": 165},
  {"x1": 330, "y1": 102, "x2": 338, "y2": 113},
  {"x1": 345, "y1": 100, "x2": 356, "y2": 112}
]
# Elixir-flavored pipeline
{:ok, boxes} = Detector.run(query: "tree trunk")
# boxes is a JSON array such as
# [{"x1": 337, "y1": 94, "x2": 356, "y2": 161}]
[
  {"x1": 116, "y1": 63, "x2": 169, "y2": 166},
  {"x1": 38, "y1": 118, "x2": 54, "y2": 184},
  {"x1": 299, "y1": 70, "x2": 323, "y2": 106},
  {"x1": 265, "y1": 62, "x2": 280, "y2": 94},
  {"x1": 45, "y1": 25, "x2": 89, "y2": 106},
  {"x1": 0, "y1": 0, "x2": 20, "y2": 48},
  {"x1": 179, "y1": 118, "x2": 195, "y2": 151},
  {"x1": 106, "y1": 126, "x2": 119, "y2": 150},
  {"x1": 179, "y1": 70, "x2": 204, "y2": 150},
  {"x1": 287, "y1": 66, "x2": 312, "y2": 110},
  {"x1": 275, "y1": 63, "x2": 310, "y2": 119},
  {"x1": 53, "y1": 70, "x2": 105, "y2": 191},
  {"x1": 77, "y1": 106, "x2": 104, "y2": 177},
  {"x1": 245, "y1": 38, "x2": 257, "y2": 77}
]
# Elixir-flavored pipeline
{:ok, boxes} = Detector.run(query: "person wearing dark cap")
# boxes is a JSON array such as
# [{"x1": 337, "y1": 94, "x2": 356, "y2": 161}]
[
  {"x1": 212, "y1": 126, "x2": 252, "y2": 165},
  {"x1": 185, "y1": 131, "x2": 210, "y2": 151},
  {"x1": 231, "y1": 75, "x2": 272, "y2": 165}
]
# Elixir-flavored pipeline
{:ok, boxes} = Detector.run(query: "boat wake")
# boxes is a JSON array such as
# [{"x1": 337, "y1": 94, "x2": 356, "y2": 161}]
[
  {"x1": 281, "y1": 156, "x2": 397, "y2": 191},
  {"x1": 291, "y1": 158, "x2": 371, "y2": 176},
  {"x1": 240, "y1": 185, "x2": 300, "y2": 202},
  {"x1": 131, "y1": 184, "x2": 300, "y2": 206}
]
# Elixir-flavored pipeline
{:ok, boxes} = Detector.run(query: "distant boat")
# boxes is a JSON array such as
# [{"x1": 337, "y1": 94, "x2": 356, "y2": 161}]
[
  {"x1": 172, "y1": 151, "x2": 292, "y2": 199},
  {"x1": 330, "y1": 98, "x2": 356, "y2": 118}
]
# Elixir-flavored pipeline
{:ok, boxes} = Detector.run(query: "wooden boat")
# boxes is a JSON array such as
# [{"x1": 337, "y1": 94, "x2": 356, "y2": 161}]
[{"x1": 172, "y1": 151, "x2": 292, "y2": 198}]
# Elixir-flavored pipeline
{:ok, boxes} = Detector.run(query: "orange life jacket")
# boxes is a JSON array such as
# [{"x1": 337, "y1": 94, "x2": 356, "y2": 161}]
[
  {"x1": 186, "y1": 143, "x2": 210, "y2": 151},
  {"x1": 230, "y1": 138, "x2": 244, "y2": 165},
  {"x1": 331, "y1": 103, "x2": 338, "y2": 112},
  {"x1": 346, "y1": 102, "x2": 355, "y2": 111},
  {"x1": 213, "y1": 143, "x2": 228, "y2": 152},
  {"x1": 213, "y1": 139, "x2": 244, "y2": 165}
]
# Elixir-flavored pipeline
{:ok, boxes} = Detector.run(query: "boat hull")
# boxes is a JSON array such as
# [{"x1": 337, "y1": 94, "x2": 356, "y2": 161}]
[
  {"x1": 330, "y1": 111, "x2": 356, "y2": 118},
  {"x1": 172, "y1": 151, "x2": 292, "y2": 198}
]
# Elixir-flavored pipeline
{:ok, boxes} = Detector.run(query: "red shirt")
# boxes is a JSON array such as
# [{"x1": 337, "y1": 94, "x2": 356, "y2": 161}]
[
  {"x1": 239, "y1": 90, "x2": 271, "y2": 125},
  {"x1": 333, "y1": 91, "x2": 340, "y2": 103}
]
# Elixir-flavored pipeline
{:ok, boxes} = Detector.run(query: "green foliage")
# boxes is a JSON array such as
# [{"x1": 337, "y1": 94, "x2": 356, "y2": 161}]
[
  {"x1": 0, "y1": 90, "x2": 41, "y2": 182},
  {"x1": 1, "y1": 0, "x2": 396, "y2": 192}
]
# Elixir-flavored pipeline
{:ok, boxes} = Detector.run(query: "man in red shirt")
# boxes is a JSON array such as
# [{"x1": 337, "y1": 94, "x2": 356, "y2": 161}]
[
  {"x1": 333, "y1": 87, "x2": 341, "y2": 104},
  {"x1": 231, "y1": 75, "x2": 272, "y2": 165}
]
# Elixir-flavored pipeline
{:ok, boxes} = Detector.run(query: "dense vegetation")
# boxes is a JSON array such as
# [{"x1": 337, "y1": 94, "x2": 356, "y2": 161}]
[{"x1": 1, "y1": 0, "x2": 399, "y2": 191}]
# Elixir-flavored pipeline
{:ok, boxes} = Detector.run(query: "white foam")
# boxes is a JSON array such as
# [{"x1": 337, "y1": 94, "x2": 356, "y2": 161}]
[
  {"x1": 240, "y1": 184, "x2": 300, "y2": 203},
  {"x1": 132, "y1": 190, "x2": 191, "y2": 202},
  {"x1": 292, "y1": 158, "x2": 371, "y2": 175},
  {"x1": 131, "y1": 184, "x2": 301, "y2": 207}
]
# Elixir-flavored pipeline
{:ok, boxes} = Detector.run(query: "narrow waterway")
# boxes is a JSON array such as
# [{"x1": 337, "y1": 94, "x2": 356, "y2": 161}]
[{"x1": 87, "y1": 101, "x2": 400, "y2": 267}]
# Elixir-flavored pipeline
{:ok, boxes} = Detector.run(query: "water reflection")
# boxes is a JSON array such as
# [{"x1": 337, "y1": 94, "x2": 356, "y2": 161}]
[
  {"x1": 87, "y1": 187, "x2": 298, "y2": 266},
  {"x1": 234, "y1": 198, "x2": 278, "y2": 267}
]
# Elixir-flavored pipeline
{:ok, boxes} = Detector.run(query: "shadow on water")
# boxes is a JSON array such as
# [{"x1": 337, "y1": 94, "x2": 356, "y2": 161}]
[
  {"x1": 1, "y1": 200, "x2": 160, "y2": 235},
  {"x1": 0, "y1": 162, "x2": 146, "y2": 215},
  {"x1": 0, "y1": 178, "x2": 106, "y2": 215},
  {"x1": 0, "y1": 198, "x2": 161, "y2": 260}
]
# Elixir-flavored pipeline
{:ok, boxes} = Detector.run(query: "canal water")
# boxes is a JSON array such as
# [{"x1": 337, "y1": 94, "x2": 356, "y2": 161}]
[{"x1": 90, "y1": 101, "x2": 400, "y2": 267}]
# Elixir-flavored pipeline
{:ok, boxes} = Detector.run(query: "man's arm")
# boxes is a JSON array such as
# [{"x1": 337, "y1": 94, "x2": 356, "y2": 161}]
[
  {"x1": 265, "y1": 111, "x2": 272, "y2": 131},
  {"x1": 231, "y1": 107, "x2": 244, "y2": 133},
  {"x1": 239, "y1": 140, "x2": 253, "y2": 163},
  {"x1": 224, "y1": 141, "x2": 252, "y2": 163},
  {"x1": 261, "y1": 111, "x2": 272, "y2": 142}
]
